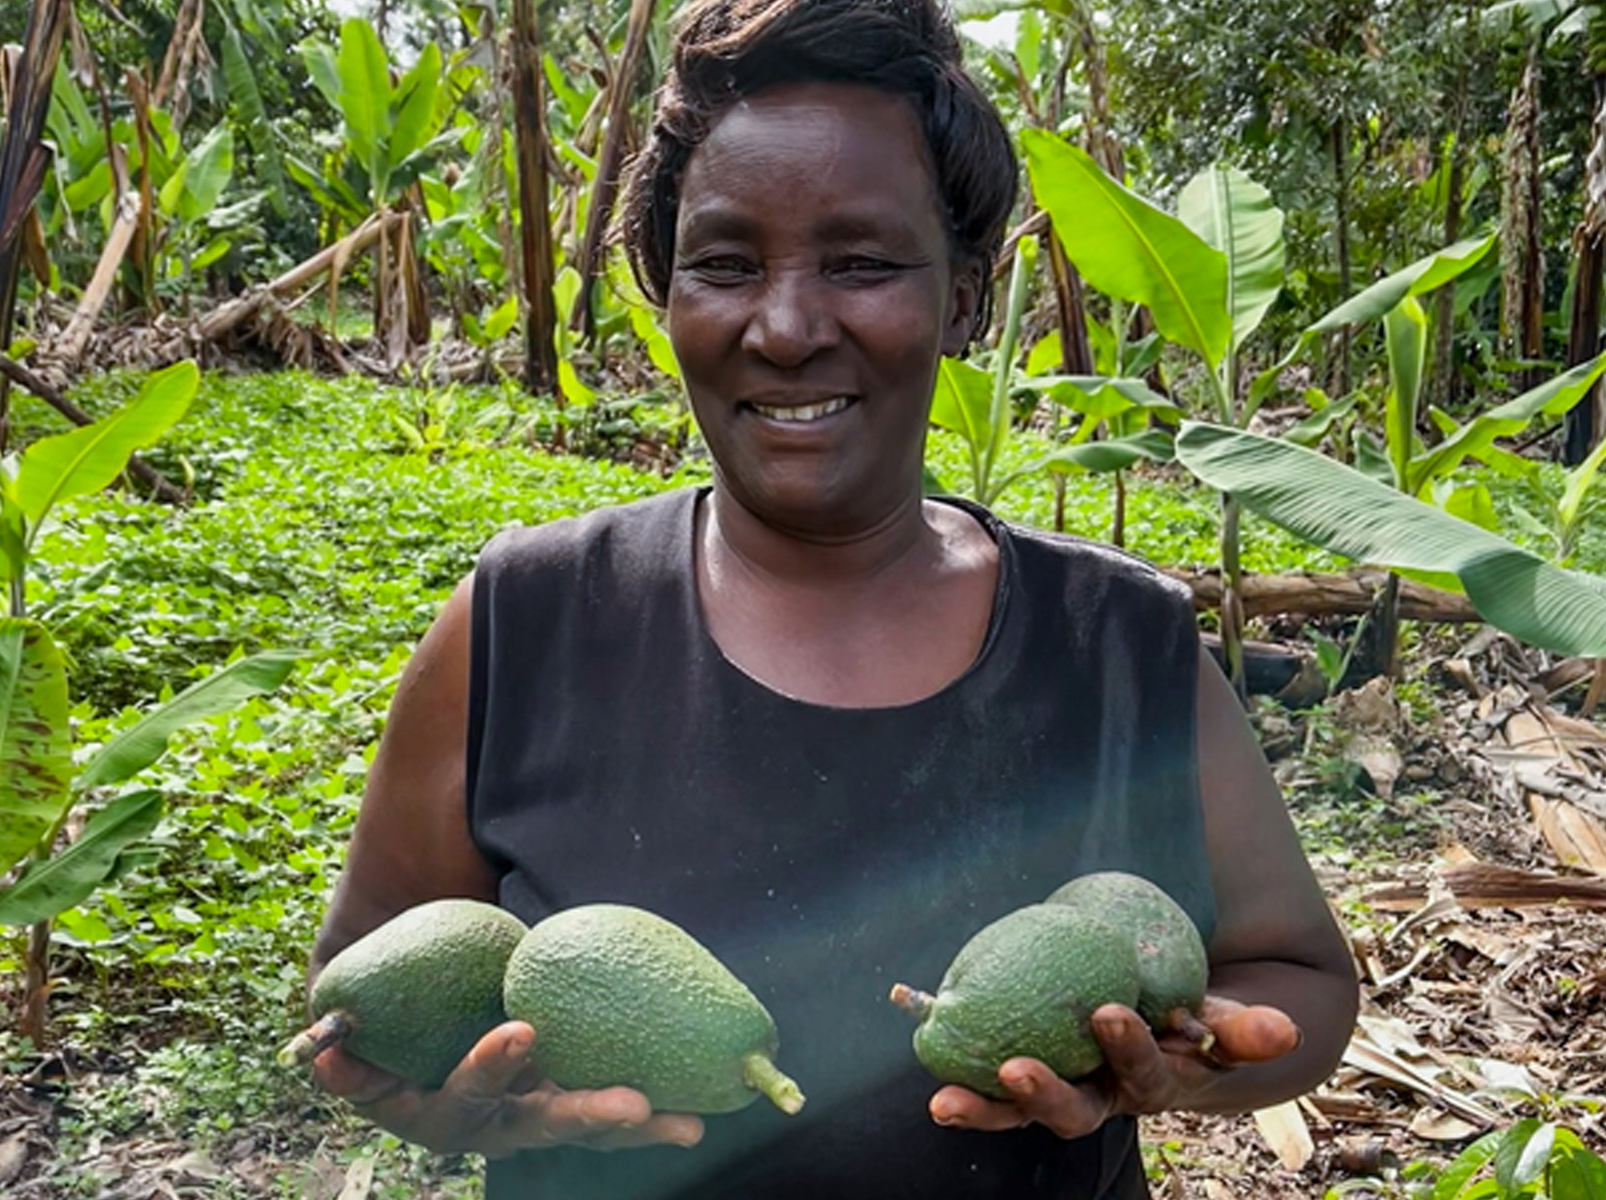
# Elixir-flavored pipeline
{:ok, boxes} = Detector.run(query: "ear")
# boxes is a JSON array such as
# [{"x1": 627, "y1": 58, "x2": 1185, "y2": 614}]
[{"x1": 939, "y1": 259, "x2": 985, "y2": 358}]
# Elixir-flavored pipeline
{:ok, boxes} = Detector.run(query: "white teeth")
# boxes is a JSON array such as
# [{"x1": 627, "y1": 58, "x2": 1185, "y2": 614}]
[{"x1": 751, "y1": 397, "x2": 851, "y2": 422}]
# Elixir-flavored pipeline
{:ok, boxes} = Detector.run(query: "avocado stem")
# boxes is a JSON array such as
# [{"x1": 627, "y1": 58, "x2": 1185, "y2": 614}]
[
  {"x1": 887, "y1": 983, "x2": 934, "y2": 1021},
  {"x1": 742, "y1": 1052, "x2": 806, "y2": 1115},
  {"x1": 276, "y1": 1010, "x2": 355, "y2": 1068}
]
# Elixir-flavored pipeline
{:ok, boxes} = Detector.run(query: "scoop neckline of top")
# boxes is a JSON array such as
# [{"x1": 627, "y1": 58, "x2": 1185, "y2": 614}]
[{"x1": 682, "y1": 485, "x2": 1015, "y2": 714}]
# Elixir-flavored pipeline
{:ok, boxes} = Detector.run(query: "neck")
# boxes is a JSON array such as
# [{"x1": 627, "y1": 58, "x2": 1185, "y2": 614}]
[{"x1": 701, "y1": 483, "x2": 938, "y2": 593}]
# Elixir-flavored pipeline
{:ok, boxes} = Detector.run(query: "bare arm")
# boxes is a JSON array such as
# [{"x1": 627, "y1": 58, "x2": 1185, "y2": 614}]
[
  {"x1": 307, "y1": 575, "x2": 701, "y2": 1155},
  {"x1": 310, "y1": 576, "x2": 496, "y2": 978},
  {"x1": 931, "y1": 647, "x2": 1358, "y2": 1136},
  {"x1": 1184, "y1": 646, "x2": 1358, "y2": 1111}
]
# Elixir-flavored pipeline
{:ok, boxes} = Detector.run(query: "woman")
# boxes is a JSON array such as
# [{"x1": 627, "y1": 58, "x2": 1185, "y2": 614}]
[{"x1": 309, "y1": 1, "x2": 1359, "y2": 1196}]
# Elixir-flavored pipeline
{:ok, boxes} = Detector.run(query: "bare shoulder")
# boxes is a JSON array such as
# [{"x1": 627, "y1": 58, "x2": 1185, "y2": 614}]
[
  {"x1": 311, "y1": 576, "x2": 498, "y2": 975},
  {"x1": 924, "y1": 499, "x2": 1001, "y2": 576}
]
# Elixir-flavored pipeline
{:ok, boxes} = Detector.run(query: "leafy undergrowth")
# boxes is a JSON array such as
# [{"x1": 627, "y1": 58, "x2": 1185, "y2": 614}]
[{"x1": 0, "y1": 369, "x2": 1601, "y2": 1197}]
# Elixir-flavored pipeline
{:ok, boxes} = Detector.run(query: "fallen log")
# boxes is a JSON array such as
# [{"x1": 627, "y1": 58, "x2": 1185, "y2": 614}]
[
  {"x1": 1167, "y1": 567, "x2": 1479, "y2": 623},
  {"x1": 1366, "y1": 861, "x2": 1606, "y2": 911},
  {"x1": 58, "y1": 188, "x2": 140, "y2": 364},
  {"x1": 0, "y1": 355, "x2": 185, "y2": 504},
  {"x1": 178, "y1": 212, "x2": 397, "y2": 351}
]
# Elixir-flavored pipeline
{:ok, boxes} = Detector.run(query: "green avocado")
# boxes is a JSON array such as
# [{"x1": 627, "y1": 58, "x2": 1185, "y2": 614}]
[
  {"x1": 280, "y1": 898, "x2": 527, "y2": 1087},
  {"x1": 891, "y1": 873, "x2": 1209, "y2": 1097},
  {"x1": 501, "y1": 904, "x2": 804, "y2": 1116},
  {"x1": 892, "y1": 903, "x2": 1140, "y2": 1097},
  {"x1": 1045, "y1": 872, "x2": 1208, "y2": 1030}
]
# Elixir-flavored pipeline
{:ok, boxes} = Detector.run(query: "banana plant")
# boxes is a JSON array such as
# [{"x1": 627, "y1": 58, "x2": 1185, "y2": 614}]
[
  {"x1": 152, "y1": 124, "x2": 263, "y2": 309},
  {"x1": 0, "y1": 362, "x2": 298, "y2": 1042},
  {"x1": 40, "y1": 65, "x2": 113, "y2": 264},
  {"x1": 293, "y1": 20, "x2": 461, "y2": 359},
  {"x1": 1022, "y1": 130, "x2": 1286, "y2": 694},
  {"x1": 925, "y1": 235, "x2": 1170, "y2": 507},
  {"x1": 1259, "y1": 235, "x2": 1606, "y2": 675},
  {"x1": 1509, "y1": 429, "x2": 1606, "y2": 565},
  {"x1": 1173, "y1": 418, "x2": 1606, "y2": 659}
]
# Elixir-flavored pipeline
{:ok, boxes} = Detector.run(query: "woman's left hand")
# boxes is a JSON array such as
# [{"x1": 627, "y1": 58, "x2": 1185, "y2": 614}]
[{"x1": 926, "y1": 996, "x2": 1301, "y2": 1140}]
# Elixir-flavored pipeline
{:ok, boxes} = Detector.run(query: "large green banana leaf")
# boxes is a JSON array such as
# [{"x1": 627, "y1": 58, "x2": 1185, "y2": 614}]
[
  {"x1": 0, "y1": 619, "x2": 71, "y2": 878},
  {"x1": 1039, "y1": 429, "x2": 1176, "y2": 474},
  {"x1": 1306, "y1": 235, "x2": 1496, "y2": 335},
  {"x1": 1177, "y1": 166, "x2": 1285, "y2": 354},
  {"x1": 1022, "y1": 130, "x2": 1230, "y2": 370},
  {"x1": 388, "y1": 44, "x2": 443, "y2": 179},
  {"x1": 335, "y1": 20, "x2": 391, "y2": 198},
  {"x1": 1030, "y1": 375, "x2": 1179, "y2": 422},
  {"x1": 1175, "y1": 421, "x2": 1606, "y2": 656},
  {"x1": 1408, "y1": 352, "x2": 1606, "y2": 494},
  {"x1": 930, "y1": 355, "x2": 995, "y2": 458},
  {"x1": 77, "y1": 650, "x2": 300, "y2": 791},
  {"x1": 0, "y1": 789, "x2": 162, "y2": 926},
  {"x1": 220, "y1": 17, "x2": 286, "y2": 217},
  {"x1": 14, "y1": 361, "x2": 198, "y2": 530},
  {"x1": 1384, "y1": 296, "x2": 1429, "y2": 489},
  {"x1": 158, "y1": 126, "x2": 233, "y2": 223}
]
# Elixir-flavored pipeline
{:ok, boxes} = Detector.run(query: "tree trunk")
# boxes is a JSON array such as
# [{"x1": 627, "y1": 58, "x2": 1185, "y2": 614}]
[
  {"x1": 1431, "y1": 44, "x2": 1471, "y2": 414},
  {"x1": 1430, "y1": 137, "x2": 1465, "y2": 410},
  {"x1": 1564, "y1": 77, "x2": 1606, "y2": 466},
  {"x1": 511, "y1": 0, "x2": 559, "y2": 396},
  {"x1": 1502, "y1": 47, "x2": 1545, "y2": 393},
  {"x1": 20, "y1": 919, "x2": 50, "y2": 1044},
  {"x1": 1045, "y1": 233, "x2": 1090, "y2": 536},
  {"x1": 0, "y1": 0, "x2": 71, "y2": 457},
  {"x1": 1220, "y1": 494, "x2": 1247, "y2": 704},
  {"x1": 572, "y1": 0, "x2": 658, "y2": 345},
  {"x1": 1331, "y1": 119, "x2": 1352, "y2": 397},
  {"x1": 480, "y1": 11, "x2": 519, "y2": 312}
]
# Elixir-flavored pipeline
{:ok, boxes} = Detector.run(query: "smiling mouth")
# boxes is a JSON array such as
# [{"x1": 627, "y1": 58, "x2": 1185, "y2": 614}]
[{"x1": 746, "y1": 397, "x2": 855, "y2": 423}]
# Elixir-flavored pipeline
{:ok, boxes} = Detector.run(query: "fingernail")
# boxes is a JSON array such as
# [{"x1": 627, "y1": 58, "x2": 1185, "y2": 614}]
[
  {"x1": 1004, "y1": 1070, "x2": 1035, "y2": 1095},
  {"x1": 505, "y1": 1035, "x2": 531, "y2": 1061}
]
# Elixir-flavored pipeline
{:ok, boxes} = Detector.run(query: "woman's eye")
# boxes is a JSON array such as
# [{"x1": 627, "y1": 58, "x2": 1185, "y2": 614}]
[
  {"x1": 683, "y1": 256, "x2": 756, "y2": 283},
  {"x1": 828, "y1": 257, "x2": 904, "y2": 282}
]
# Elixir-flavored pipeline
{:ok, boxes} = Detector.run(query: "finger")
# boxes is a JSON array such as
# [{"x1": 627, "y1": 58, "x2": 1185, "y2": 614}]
[
  {"x1": 521, "y1": 1082, "x2": 656, "y2": 1144},
  {"x1": 439, "y1": 1021, "x2": 541, "y2": 1104},
  {"x1": 928, "y1": 1084, "x2": 1030, "y2": 1133},
  {"x1": 576, "y1": 1111, "x2": 706, "y2": 1152},
  {"x1": 313, "y1": 1046, "x2": 410, "y2": 1108},
  {"x1": 997, "y1": 1058, "x2": 1113, "y2": 1139},
  {"x1": 490, "y1": 1084, "x2": 701, "y2": 1155},
  {"x1": 1088, "y1": 1006, "x2": 1173, "y2": 1098},
  {"x1": 390, "y1": 1023, "x2": 543, "y2": 1155},
  {"x1": 1208, "y1": 1005, "x2": 1302, "y2": 1065}
]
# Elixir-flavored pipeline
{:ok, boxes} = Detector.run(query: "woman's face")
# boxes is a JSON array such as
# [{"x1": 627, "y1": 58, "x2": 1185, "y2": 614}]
[{"x1": 667, "y1": 82, "x2": 979, "y2": 537}]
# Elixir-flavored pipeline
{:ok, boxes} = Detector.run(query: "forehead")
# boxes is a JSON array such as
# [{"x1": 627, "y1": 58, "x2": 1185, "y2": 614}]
[{"x1": 677, "y1": 82, "x2": 945, "y2": 241}]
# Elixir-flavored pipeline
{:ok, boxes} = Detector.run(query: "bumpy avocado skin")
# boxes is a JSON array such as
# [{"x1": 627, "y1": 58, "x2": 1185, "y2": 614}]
[
  {"x1": 1046, "y1": 872, "x2": 1208, "y2": 1028},
  {"x1": 912, "y1": 903, "x2": 1142, "y2": 1098},
  {"x1": 502, "y1": 904, "x2": 781, "y2": 1114},
  {"x1": 310, "y1": 898, "x2": 527, "y2": 1087}
]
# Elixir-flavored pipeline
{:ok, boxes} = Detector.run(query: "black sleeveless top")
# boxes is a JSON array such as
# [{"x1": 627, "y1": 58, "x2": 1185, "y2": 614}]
[{"x1": 466, "y1": 487, "x2": 1213, "y2": 1200}]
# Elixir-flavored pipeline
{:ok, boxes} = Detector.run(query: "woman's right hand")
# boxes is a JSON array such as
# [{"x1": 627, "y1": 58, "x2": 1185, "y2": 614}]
[{"x1": 312, "y1": 1020, "x2": 706, "y2": 1158}]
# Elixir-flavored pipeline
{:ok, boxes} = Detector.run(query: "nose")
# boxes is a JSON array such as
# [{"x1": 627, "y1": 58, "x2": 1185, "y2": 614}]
[{"x1": 740, "y1": 271, "x2": 838, "y2": 367}]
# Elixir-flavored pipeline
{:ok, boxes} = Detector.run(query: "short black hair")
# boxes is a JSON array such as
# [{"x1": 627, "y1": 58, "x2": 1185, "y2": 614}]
[{"x1": 618, "y1": 0, "x2": 1018, "y2": 339}]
